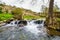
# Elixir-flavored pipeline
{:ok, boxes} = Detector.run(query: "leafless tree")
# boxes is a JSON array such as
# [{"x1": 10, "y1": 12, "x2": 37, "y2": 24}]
[{"x1": 46, "y1": 0, "x2": 54, "y2": 27}]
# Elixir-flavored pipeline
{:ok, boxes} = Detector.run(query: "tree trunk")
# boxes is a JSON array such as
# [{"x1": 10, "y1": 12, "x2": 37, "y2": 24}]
[
  {"x1": 45, "y1": 0, "x2": 54, "y2": 28},
  {"x1": 46, "y1": 0, "x2": 56, "y2": 35},
  {"x1": 46, "y1": 0, "x2": 60, "y2": 36},
  {"x1": 47, "y1": 0, "x2": 54, "y2": 27}
]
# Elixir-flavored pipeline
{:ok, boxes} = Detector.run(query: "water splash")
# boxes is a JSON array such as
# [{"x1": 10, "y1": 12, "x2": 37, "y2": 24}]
[
  {"x1": 0, "y1": 20, "x2": 60, "y2": 40},
  {"x1": 25, "y1": 20, "x2": 47, "y2": 36}
]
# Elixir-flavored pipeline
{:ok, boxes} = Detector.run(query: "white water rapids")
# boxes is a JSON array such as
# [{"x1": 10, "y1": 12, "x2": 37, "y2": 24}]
[{"x1": 0, "y1": 20, "x2": 60, "y2": 40}]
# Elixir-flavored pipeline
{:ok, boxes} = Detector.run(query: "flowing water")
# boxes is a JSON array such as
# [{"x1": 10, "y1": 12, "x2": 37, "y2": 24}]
[{"x1": 0, "y1": 20, "x2": 60, "y2": 40}]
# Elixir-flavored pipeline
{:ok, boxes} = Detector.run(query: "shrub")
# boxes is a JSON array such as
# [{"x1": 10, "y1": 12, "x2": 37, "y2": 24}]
[{"x1": 12, "y1": 8, "x2": 23, "y2": 20}]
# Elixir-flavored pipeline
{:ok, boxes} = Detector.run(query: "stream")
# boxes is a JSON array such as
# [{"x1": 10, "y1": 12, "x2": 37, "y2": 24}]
[{"x1": 0, "y1": 20, "x2": 60, "y2": 40}]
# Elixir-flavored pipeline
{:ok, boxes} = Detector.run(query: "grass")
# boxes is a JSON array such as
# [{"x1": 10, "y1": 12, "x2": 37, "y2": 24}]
[
  {"x1": 23, "y1": 15, "x2": 43, "y2": 20},
  {"x1": 0, "y1": 13, "x2": 13, "y2": 21},
  {"x1": 23, "y1": 15, "x2": 34, "y2": 20},
  {"x1": 0, "y1": 12, "x2": 46, "y2": 21}
]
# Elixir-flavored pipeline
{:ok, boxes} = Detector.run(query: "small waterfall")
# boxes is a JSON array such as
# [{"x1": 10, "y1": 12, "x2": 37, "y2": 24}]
[
  {"x1": 0, "y1": 20, "x2": 60, "y2": 40},
  {"x1": 25, "y1": 20, "x2": 47, "y2": 36}
]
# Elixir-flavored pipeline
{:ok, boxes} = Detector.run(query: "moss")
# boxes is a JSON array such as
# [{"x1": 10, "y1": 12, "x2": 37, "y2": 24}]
[
  {"x1": 23, "y1": 15, "x2": 34, "y2": 20},
  {"x1": 23, "y1": 15, "x2": 45, "y2": 20},
  {"x1": 0, "y1": 13, "x2": 13, "y2": 21}
]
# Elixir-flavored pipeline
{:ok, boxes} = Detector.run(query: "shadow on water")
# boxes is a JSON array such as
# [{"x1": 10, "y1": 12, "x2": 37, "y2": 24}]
[{"x1": 0, "y1": 20, "x2": 60, "y2": 40}]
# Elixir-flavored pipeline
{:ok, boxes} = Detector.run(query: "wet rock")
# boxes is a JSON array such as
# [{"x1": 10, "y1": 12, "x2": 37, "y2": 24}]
[
  {"x1": 18, "y1": 20, "x2": 27, "y2": 25},
  {"x1": 6, "y1": 21, "x2": 11, "y2": 24},
  {"x1": 6, "y1": 19, "x2": 13, "y2": 24},
  {"x1": 0, "y1": 23, "x2": 6, "y2": 27},
  {"x1": 34, "y1": 20, "x2": 43, "y2": 24},
  {"x1": 15, "y1": 21, "x2": 18, "y2": 24}
]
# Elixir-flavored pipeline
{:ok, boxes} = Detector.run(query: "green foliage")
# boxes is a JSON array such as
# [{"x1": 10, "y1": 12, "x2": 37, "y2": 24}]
[
  {"x1": 23, "y1": 15, "x2": 42, "y2": 20},
  {"x1": 12, "y1": 8, "x2": 23, "y2": 20},
  {"x1": 12, "y1": 8, "x2": 23, "y2": 14},
  {"x1": 23, "y1": 15, "x2": 34, "y2": 20},
  {"x1": 0, "y1": 13, "x2": 13, "y2": 21}
]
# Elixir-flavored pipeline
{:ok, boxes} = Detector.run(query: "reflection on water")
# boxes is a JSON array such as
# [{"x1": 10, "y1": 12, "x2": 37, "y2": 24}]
[{"x1": 0, "y1": 20, "x2": 60, "y2": 40}]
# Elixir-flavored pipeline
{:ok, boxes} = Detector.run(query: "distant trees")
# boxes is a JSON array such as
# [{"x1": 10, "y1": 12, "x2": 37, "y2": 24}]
[
  {"x1": 12, "y1": 8, "x2": 23, "y2": 20},
  {"x1": 43, "y1": 5, "x2": 59, "y2": 13},
  {"x1": 53, "y1": 4, "x2": 59, "y2": 12}
]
